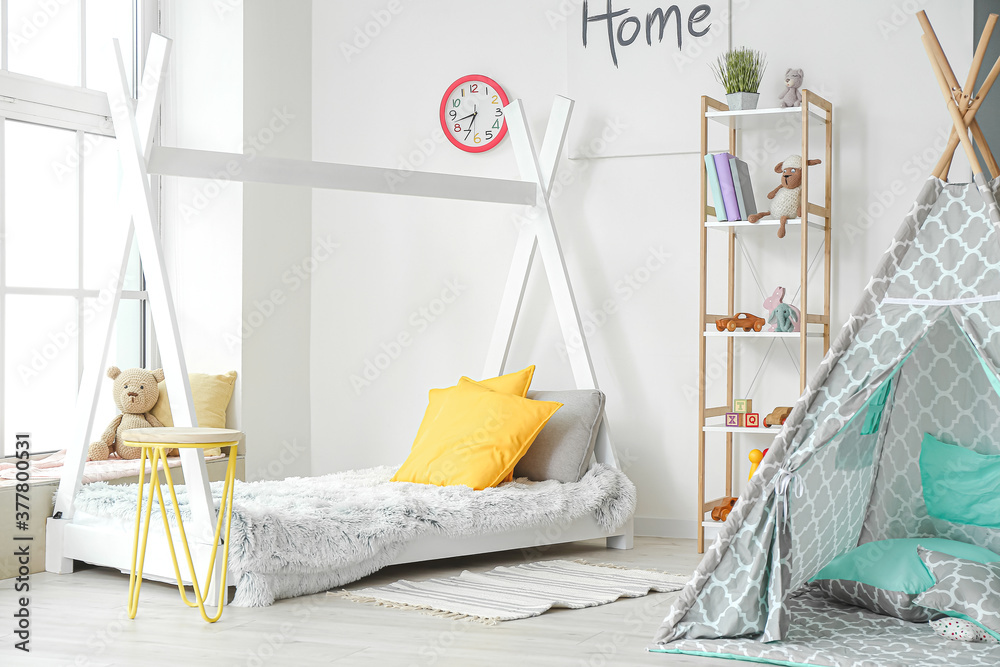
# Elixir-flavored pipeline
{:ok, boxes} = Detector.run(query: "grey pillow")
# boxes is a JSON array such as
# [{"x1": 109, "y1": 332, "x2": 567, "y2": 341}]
[
  {"x1": 514, "y1": 389, "x2": 605, "y2": 483},
  {"x1": 914, "y1": 548, "x2": 1000, "y2": 637}
]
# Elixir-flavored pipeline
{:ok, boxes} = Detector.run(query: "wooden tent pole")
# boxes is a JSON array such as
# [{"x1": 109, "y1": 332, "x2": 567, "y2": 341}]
[
  {"x1": 933, "y1": 53, "x2": 1000, "y2": 179},
  {"x1": 964, "y1": 15, "x2": 997, "y2": 107},
  {"x1": 919, "y1": 11, "x2": 999, "y2": 179},
  {"x1": 922, "y1": 36, "x2": 985, "y2": 177},
  {"x1": 939, "y1": 13, "x2": 998, "y2": 179}
]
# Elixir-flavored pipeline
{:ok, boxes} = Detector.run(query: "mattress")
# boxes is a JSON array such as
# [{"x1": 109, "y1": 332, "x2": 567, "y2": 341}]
[{"x1": 72, "y1": 463, "x2": 636, "y2": 606}]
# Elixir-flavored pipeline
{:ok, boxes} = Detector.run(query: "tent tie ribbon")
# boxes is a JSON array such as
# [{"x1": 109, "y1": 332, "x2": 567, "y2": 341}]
[{"x1": 775, "y1": 468, "x2": 801, "y2": 519}]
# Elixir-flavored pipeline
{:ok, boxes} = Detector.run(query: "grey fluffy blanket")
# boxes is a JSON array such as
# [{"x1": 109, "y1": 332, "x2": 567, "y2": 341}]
[{"x1": 73, "y1": 464, "x2": 636, "y2": 606}]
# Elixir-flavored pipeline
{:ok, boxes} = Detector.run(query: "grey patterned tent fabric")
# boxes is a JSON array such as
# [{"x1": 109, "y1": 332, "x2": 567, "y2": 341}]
[{"x1": 653, "y1": 176, "x2": 1000, "y2": 651}]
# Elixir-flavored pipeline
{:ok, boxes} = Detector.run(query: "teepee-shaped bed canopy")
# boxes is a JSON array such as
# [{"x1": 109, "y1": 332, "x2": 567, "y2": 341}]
[
  {"x1": 47, "y1": 33, "x2": 632, "y2": 591},
  {"x1": 653, "y1": 11, "x2": 1000, "y2": 664}
]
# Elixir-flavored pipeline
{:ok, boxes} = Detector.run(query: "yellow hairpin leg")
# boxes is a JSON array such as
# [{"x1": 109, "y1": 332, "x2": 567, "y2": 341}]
[
  {"x1": 152, "y1": 443, "x2": 238, "y2": 623},
  {"x1": 127, "y1": 447, "x2": 158, "y2": 619},
  {"x1": 126, "y1": 441, "x2": 238, "y2": 623}
]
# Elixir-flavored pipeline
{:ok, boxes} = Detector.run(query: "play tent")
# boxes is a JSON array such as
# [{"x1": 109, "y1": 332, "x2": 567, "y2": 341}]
[{"x1": 652, "y1": 11, "x2": 1000, "y2": 666}]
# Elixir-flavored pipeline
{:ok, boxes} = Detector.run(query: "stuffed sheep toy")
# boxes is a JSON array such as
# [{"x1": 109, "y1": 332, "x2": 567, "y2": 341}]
[
  {"x1": 748, "y1": 155, "x2": 821, "y2": 238},
  {"x1": 88, "y1": 366, "x2": 173, "y2": 461}
]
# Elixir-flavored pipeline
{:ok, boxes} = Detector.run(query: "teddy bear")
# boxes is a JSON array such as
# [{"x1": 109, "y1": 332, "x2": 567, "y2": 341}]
[
  {"x1": 747, "y1": 155, "x2": 821, "y2": 238},
  {"x1": 88, "y1": 366, "x2": 173, "y2": 461},
  {"x1": 779, "y1": 68, "x2": 803, "y2": 108}
]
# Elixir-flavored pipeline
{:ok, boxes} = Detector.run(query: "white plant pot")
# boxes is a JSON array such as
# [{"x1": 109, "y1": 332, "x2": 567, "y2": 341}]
[{"x1": 726, "y1": 92, "x2": 760, "y2": 111}]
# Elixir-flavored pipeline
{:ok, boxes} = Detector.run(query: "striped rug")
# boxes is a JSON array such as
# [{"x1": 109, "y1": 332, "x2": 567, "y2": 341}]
[{"x1": 333, "y1": 560, "x2": 689, "y2": 624}]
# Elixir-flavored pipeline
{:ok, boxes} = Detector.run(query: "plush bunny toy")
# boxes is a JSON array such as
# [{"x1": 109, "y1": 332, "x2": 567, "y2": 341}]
[{"x1": 88, "y1": 366, "x2": 172, "y2": 461}]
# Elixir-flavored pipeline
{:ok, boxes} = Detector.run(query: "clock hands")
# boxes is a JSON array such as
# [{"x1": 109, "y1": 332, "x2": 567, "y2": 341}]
[{"x1": 464, "y1": 104, "x2": 478, "y2": 141}]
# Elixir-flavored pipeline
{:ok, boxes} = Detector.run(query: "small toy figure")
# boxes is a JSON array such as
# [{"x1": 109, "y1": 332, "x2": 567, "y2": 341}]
[
  {"x1": 715, "y1": 313, "x2": 766, "y2": 332},
  {"x1": 748, "y1": 155, "x2": 822, "y2": 238},
  {"x1": 748, "y1": 447, "x2": 769, "y2": 479},
  {"x1": 779, "y1": 68, "x2": 803, "y2": 108},
  {"x1": 88, "y1": 366, "x2": 171, "y2": 461},
  {"x1": 763, "y1": 287, "x2": 801, "y2": 332},
  {"x1": 765, "y1": 406, "x2": 793, "y2": 427},
  {"x1": 711, "y1": 497, "x2": 738, "y2": 522}
]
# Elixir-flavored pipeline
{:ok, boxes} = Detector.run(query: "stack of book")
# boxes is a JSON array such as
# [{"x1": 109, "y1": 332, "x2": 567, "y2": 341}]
[{"x1": 705, "y1": 153, "x2": 757, "y2": 222}]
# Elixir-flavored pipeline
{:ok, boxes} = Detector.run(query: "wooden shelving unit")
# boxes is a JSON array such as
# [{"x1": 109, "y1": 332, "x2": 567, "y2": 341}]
[{"x1": 696, "y1": 91, "x2": 834, "y2": 553}]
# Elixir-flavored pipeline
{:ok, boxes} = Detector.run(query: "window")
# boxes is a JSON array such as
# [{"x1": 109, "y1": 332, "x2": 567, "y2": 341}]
[{"x1": 1, "y1": 0, "x2": 156, "y2": 456}]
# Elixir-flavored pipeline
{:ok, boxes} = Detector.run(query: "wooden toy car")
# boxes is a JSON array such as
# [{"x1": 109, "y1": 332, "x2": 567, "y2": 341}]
[
  {"x1": 711, "y1": 497, "x2": 738, "y2": 522},
  {"x1": 715, "y1": 313, "x2": 765, "y2": 332},
  {"x1": 764, "y1": 406, "x2": 793, "y2": 427}
]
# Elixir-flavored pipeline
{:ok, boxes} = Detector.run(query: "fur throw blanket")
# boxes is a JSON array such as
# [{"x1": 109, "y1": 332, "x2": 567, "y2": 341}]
[{"x1": 73, "y1": 464, "x2": 636, "y2": 606}]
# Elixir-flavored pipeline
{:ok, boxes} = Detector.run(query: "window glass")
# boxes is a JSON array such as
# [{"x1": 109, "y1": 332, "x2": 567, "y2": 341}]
[
  {"x1": 83, "y1": 132, "x2": 126, "y2": 290},
  {"x1": 0, "y1": 2, "x2": 150, "y2": 457},
  {"x1": 85, "y1": 0, "x2": 135, "y2": 94},
  {"x1": 7, "y1": 0, "x2": 82, "y2": 86},
  {"x1": 5, "y1": 120, "x2": 79, "y2": 289}
]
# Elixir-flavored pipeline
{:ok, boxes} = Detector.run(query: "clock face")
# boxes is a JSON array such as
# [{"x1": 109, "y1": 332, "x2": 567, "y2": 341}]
[{"x1": 439, "y1": 75, "x2": 509, "y2": 153}]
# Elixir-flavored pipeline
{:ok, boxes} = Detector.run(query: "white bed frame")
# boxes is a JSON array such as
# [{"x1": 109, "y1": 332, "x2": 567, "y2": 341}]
[{"x1": 46, "y1": 35, "x2": 633, "y2": 600}]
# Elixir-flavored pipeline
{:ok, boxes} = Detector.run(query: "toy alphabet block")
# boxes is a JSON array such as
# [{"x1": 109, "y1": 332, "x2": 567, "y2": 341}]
[
  {"x1": 725, "y1": 413, "x2": 743, "y2": 428},
  {"x1": 745, "y1": 412, "x2": 760, "y2": 428},
  {"x1": 734, "y1": 399, "x2": 753, "y2": 413}
]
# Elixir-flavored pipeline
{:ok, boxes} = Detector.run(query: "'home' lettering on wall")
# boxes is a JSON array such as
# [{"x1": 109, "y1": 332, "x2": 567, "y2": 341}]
[{"x1": 582, "y1": 1, "x2": 712, "y2": 67}]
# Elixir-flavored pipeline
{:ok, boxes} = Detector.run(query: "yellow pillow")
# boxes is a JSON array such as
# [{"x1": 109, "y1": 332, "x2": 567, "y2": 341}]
[
  {"x1": 392, "y1": 378, "x2": 561, "y2": 490},
  {"x1": 409, "y1": 366, "x2": 535, "y2": 453},
  {"x1": 150, "y1": 371, "x2": 237, "y2": 456}
]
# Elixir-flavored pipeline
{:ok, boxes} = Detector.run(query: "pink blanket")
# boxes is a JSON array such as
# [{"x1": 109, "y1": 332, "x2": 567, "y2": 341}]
[{"x1": 0, "y1": 450, "x2": 224, "y2": 487}]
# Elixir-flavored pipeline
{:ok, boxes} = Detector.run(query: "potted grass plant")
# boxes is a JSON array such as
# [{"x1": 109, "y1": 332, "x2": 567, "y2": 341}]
[{"x1": 710, "y1": 47, "x2": 767, "y2": 111}]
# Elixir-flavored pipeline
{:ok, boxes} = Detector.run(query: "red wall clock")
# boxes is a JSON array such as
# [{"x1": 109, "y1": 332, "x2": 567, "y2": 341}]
[{"x1": 439, "y1": 74, "x2": 509, "y2": 153}]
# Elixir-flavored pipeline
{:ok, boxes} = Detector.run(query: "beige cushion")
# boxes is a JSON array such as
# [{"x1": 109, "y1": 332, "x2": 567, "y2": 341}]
[{"x1": 150, "y1": 371, "x2": 237, "y2": 456}]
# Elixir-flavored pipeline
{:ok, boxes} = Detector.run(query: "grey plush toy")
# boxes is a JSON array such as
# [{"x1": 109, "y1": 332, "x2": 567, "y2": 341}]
[{"x1": 779, "y1": 68, "x2": 803, "y2": 108}]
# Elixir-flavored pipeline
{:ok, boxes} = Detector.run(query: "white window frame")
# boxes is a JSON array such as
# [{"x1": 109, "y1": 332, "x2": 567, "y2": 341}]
[{"x1": 0, "y1": 0, "x2": 159, "y2": 456}]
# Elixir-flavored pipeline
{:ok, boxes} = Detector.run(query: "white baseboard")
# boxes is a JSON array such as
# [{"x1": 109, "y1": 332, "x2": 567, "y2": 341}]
[{"x1": 634, "y1": 517, "x2": 726, "y2": 540}]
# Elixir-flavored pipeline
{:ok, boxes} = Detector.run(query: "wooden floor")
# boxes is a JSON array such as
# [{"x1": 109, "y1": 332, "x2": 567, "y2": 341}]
[{"x1": 0, "y1": 537, "x2": 735, "y2": 666}]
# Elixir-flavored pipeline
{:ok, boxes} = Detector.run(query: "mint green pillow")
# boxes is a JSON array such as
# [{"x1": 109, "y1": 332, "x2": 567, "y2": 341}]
[
  {"x1": 920, "y1": 433, "x2": 1000, "y2": 528},
  {"x1": 810, "y1": 538, "x2": 1000, "y2": 621}
]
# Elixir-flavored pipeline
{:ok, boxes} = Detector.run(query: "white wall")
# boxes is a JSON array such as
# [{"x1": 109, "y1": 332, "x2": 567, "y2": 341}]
[
  {"x1": 307, "y1": 1, "x2": 971, "y2": 536},
  {"x1": 161, "y1": 0, "x2": 313, "y2": 480},
  {"x1": 157, "y1": 1, "x2": 973, "y2": 531},
  {"x1": 311, "y1": 0, "x2": 972, "y2": 534},
  {"x1": 160, "y1": 0, "x2": 244, "y2": 426},
  {"x1": 242, "y1": 0, "x2": 313, "y2": 480}
]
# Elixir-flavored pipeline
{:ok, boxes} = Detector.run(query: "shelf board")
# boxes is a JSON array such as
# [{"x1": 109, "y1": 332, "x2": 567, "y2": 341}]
[
  {"x1": 705, "y1": 105, "x2": 827, "y2": 130},
  {"x1": 703, "y1": 329, "x2": 823, "y2": 338},
  {"x1": 702, "y1": 521, "x2": 725, "y2": 528},
  {"x1": 703, "y1": 425, "x2": 780, "y2": 433},
  {"x1": 704, "y1": 218, "x2": 825, "y2": 232}
]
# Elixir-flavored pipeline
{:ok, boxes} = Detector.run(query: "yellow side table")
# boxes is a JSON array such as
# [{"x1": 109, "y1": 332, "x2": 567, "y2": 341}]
[{"x1": 122, "y1": 426, "x2": 242, "y2": 623}]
